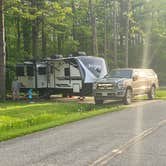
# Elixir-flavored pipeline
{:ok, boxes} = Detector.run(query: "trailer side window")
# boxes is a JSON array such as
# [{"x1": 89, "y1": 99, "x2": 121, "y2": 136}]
[
  {"x1": 38, "y1": 67, "x2": 46, "y2": 75},
  {"x1": 16, "y1": 65, "x2": 24, "y2": 76},
  {"x1": 27, "y1": 65, "x2": 34, "y2": 76},
  {"x1": 50, "y1": 65, "x2": 54, "y2": 74},
  {"x1": 64, "y1": 68, "x2": 70, "y2": 77}
]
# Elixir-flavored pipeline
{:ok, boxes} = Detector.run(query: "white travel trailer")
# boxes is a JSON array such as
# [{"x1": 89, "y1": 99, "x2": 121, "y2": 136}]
[{"x1": 16, "y1": 56, "x2": 107, "y2": 97}]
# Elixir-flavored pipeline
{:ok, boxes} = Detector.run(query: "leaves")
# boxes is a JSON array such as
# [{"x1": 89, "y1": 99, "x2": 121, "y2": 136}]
[{"x1": 3, "y1": 0, "x2": 166, "y2": 87}]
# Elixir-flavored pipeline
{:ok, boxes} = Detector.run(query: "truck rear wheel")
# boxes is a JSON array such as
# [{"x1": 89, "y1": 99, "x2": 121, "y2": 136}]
[{"x1": 148, "y1": 86, "x2": 156, "y2": 100}]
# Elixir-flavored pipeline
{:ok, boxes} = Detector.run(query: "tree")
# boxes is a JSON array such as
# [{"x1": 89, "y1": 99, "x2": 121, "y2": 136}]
[
  {"x1": 125, "y1": 0, "x2": 130, "y2": 67},
  {"x1": 31, "y1": 0, "x2": 39, "y2": 60},
  {"x1": 0, "y1": 0, "x2": 6, "y2": 101},
  {"x1": 89, "y1": 0, "x2": 98, "y2": 56},
  {"x1": 2, "y1": 0, "x2": 166, "y2": 88},
  {"x1": 113, "y1": 0, "x2": 118, "y2": 67}
]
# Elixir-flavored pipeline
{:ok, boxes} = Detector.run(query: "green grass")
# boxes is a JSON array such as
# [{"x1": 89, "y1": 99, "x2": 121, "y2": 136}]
[
  {"x1": 1, "y1": 89, "x2": 165, "y2": 142},
  {"x1": 134, "y1": 89, "x2": 166, "y2": 100},
  {"x1": 156, "y1": 89, "x2": 166, "y2": 99},
  {"x1": 0, "y1": 101, "x2": 124, "y2": 141}
]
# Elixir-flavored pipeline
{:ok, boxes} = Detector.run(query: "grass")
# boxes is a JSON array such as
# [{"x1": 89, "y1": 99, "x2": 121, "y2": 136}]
[
  {"x1": 134, "y1": 89, "x2": 166, "y2": 100},
  {"x1": 156, "y1": 89, "x2": 166, "y2": 99},
  {"x1": 1, "y1": 89, "x2": 166, "y2": 142},
  {"x1": 0, "y1": 101, "x2": 124, "y2": 141}
]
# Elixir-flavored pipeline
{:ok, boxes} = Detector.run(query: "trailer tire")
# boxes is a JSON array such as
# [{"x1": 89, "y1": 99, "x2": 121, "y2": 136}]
[
  {"x1": 62, "y1": 93, "x2": 68, "y2": 98},
  {"x1": 94, "y1": 97, "x2": 104, "y2": 105},
  {"x1": 39, "y1": 90, "x2": 51, "y2": 99}
]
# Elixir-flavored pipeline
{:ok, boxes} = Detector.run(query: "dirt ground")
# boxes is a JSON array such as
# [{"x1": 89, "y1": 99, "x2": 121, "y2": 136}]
[{"x1": 50, "y1": 95, "x2": 160, "y2": 107}]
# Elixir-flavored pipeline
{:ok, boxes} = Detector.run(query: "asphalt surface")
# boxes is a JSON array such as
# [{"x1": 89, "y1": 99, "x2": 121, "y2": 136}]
[{"x1": 0, "y1": 100, "x2": 166, "y2": 166}]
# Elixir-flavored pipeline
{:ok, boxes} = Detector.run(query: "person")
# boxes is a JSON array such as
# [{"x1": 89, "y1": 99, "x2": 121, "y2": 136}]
[
  {"x1": 11, "y1": 77, "x2": 21, "y2": 101},
  {"x1": 27, "y1": 89, "x2": 33, "y2": 101}
]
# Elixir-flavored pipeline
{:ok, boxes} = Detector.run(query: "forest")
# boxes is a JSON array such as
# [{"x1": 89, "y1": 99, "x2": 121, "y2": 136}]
[{"x1": 0, "y1": 0, "x2": 166, "y2": 100}]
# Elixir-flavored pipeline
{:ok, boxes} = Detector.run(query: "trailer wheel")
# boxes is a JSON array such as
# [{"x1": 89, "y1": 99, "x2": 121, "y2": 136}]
[
  {"x1": 39, "y1": 91, "x2": 51, "y2": 99},
  {"x1": 94, "y1": 97, "x2": 104, "y2": 105},
  {"x1": 62, "y1": 93, "x2": 67, "y2": 98}
]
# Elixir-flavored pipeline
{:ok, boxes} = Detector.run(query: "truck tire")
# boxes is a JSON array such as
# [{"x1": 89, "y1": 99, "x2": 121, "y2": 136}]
[
  {"x1": 124, "y1": 88, "x2": 132, "y2": 105},
  {"x1": 148, "y1": 86, "x2": 155, "y2": 100}
]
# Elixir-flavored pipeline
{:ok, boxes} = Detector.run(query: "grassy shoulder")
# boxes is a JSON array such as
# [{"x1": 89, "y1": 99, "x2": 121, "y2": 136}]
[
  {"x1": 0, "y1": 101, "x2": 124, "y2": 142},
  {"x1": 134, "y1": 89, "x2": 166, "y2": 100},
  {"x1": 156, "y1": 89, "x2": 166, "y2": 99},
  {"x1": 1, "y1": 89, "x2": 165, "y2": 142}
]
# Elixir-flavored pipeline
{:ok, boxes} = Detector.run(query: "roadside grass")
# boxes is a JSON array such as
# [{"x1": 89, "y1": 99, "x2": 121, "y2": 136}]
[
  {"x1": 156, "y1": 89, "x2": 166, "y2": 99},
  {"x1": 134, "y1": 89, "x2": 166, "y2": 100},
  {"x1": 1, "y1": 89, "x2": 165, "y2": 142},
  {"x1": 0, "y1": 101, "x2": 124, "y2": 141}
]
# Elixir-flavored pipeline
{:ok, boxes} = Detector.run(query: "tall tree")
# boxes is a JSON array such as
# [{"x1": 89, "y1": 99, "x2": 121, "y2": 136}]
[
  {"x1": 31, "y1": 0, "x2": 39, "y2": 60},
  {"x1": 0, "y1": 0, "x2": 6, "y2": 100},
  {"x1": 125, "y1": 0, "x2": 130, "y2": 67},
  {"x1": 113, "y1": 0, "x2": 118, "y2": 67},
  {"x1": 89, "y1": 0, "x2": 98, "y2": 56}
]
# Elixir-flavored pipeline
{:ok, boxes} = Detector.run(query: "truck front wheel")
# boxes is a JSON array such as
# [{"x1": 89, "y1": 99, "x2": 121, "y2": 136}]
[{"x1": 124, "y1": 88, "x2": 132, "y2": 105}]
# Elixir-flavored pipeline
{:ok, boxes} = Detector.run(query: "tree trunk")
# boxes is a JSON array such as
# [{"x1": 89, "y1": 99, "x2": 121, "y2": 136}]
[
  {"x1": 125, "y1": 0, "x2": 129, "y2": 67},
  {"x1": 57, "y1": 34, "x2": 62, "y2": 54},
  {"x1": 42, "y1": 16, "x2": 46, "y2": 58},
  {"x1": 104, "y1": 0, "x2": 107, "y2": 59},
  {"x1": 0, "y1": 0, "x2": 6, "y2": 101},
  {"x1": 32, "y1": 19, "x2": 39, "y2": 60},
  {"x1": 72, "y1": 1, "x2": 77, "y2": 41},
  {"x1": 22, "y1": 19, "x2": 31, "y2": 56},
  {"x1": 89, "y1": 0, "x2": 98, "y2": 56},
  {"x1": 119, "y1": 0, "x2": 126, "y2": 66},
  {"x1": 17, "y1": 17, "x2": 21, "y2": 58},
  {"x1": 113, "y1": 0, "x2": 118, "y2": 67},
  {"x1": 31, "y1": 0, "x2": 39, "y2": 60}
]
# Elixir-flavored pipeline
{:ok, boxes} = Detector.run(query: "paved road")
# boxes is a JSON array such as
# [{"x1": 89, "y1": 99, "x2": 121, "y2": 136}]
[{"x1": 0, "y1": 100, "x2": 166, "y2": 166}]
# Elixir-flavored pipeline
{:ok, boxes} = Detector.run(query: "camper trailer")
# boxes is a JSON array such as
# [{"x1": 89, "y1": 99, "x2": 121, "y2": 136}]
[{"x1": 16, "y1": 56, "x2": 107, "y2": 97}]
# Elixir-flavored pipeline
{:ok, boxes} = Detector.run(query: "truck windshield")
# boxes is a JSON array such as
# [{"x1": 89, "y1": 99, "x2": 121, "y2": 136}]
[{"x1": 109, "y1": 70, "x2": 132, "y2": 78}]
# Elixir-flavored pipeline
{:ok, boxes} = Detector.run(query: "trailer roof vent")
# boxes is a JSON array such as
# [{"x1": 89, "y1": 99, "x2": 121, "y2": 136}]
[
  {"x1": 51, "y1": 54, "x2": 63, "y2": 59},
  {"x1": 78, "y1": 51, "x2": 87, "y2": 56},
  {"x1": 73, "y1": 51, "x2": 87, "y2": 57}
]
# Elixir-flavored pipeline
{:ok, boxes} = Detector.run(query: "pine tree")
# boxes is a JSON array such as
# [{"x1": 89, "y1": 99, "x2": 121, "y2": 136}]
[{"x1": 0, "y1": 0, "x2": 6, "y2": 101}]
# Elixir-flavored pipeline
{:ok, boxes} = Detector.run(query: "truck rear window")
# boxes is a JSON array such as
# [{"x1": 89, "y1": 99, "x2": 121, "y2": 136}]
[{"x1": 109, "y1": 70, "x2": 133, "y2": 78}]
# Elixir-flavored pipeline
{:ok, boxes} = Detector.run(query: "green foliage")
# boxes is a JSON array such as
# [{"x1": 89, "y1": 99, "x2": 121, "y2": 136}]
[
  {"x1": 63, "y1": 39, "x2": 79, "y2": 56},
  {"x1": 156, "y1": 90, "x2": 166, "y2": 99},
  {"x1": 3, "y1": 0, "x2": 166, "y2": 89}
]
